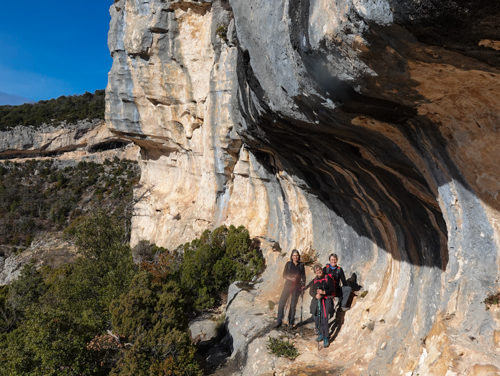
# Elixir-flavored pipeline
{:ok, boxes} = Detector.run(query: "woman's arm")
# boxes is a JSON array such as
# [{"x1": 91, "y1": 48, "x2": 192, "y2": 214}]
[{"x1": 282, "y1": 261, "x2": 289, "y2": 279}]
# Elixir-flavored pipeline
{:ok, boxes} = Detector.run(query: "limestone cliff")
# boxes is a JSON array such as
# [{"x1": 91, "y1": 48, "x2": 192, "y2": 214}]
[
  {"x1": 106, "y1": 0, "x2": 500, "y2": 374},
  {"x1": 0, "y1": 119, "x2": 137, "y2": 161}
]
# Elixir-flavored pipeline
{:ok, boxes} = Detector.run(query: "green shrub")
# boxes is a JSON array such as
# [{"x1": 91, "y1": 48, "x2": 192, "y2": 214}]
[
  {"x1": 215, "y1": 24, "x2": 227, "y2": 40},
  {"x1": 484, "y1": 292, "x2": 500, "y2": 310},
  {"x1": 110, "y1": 226, "x2": 265, "y2": 373},
  {"x1": 266, "y1": 336, "x2": 300, "y2": 360},
  {"x1": 110, "y1": 329, "x2": 201, "y2": 376},
  {"x1": 180, "y1": 225, "x2": 265, "y2": 311},
  {"x1": 3, "y1": 263, "x2": 45, "y2": 325},
  {"x1": 0, "y1": 215, "x2": 261, "y2": 375},
  {"x1": 109, "y1": 272, "x2": 201, "y2": 376},
  {"x1": 0, "y1": 210, "x2": 136, "y2": 376}
]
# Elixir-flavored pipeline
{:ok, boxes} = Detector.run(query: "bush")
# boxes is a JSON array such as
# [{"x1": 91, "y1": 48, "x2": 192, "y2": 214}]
[
  {"x1": 109, "y1": 272, "x2": 201, "y2": 376},
  {"x1": 110, "y1": 329, "x2": 201, "y2": 376},
  {"x1": 266, "y1": 336, "x2": 300, "y2": 360},
  {"x1": 110, "y1": 225, "x2": 265, "y2": 374},
  {"x1": 215, "y1": 24, "x2": 227, "y2": 40},
  {"x1": 0, "y1": 263, "x2": 45, "y2": 332},
  {"x1": 484, "y1": 292, "x2": 500, "y2": 310},
  {"x1": 180, "y1": 225, "x2": 265, "y2": 311}
]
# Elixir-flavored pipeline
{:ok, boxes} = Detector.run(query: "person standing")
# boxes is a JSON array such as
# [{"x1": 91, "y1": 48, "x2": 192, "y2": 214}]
[
  {"x1": 310, "y1": 264, "x2": 335, "y2": 347},
  {"x1": 324, "y1": 253, "x2": 352, "y2": 311},
  {"x1": 276, "y1": 249, "x2": 306, "y2": 328}
]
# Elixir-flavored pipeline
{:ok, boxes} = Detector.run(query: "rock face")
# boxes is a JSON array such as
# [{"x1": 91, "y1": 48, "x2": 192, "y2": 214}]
[
  {"x1": 106, "y1": 0, "x2": 499, "y2": 374},
  {"x1": 0, "y1": 120, "x2": 137, "y2": 161},
  {"x1": 0, "y1": 234, "x2": 77, "y2": 285}
]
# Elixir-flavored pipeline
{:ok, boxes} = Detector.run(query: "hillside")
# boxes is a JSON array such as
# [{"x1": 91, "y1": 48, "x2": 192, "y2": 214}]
[{"x1": 0, "y1": 90, "x2": 104, "y2": 131}]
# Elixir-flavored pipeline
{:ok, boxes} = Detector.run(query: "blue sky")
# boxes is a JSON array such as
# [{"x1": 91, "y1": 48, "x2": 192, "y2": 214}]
[{"x1": 0, "y1": 0, "x2": 113, "y2": 102}]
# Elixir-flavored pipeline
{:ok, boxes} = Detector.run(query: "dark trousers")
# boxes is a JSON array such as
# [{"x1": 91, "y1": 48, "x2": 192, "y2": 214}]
[
  {"x1": 314, "y1": 298, "x2": 332, "y2": 339},
  {"x1": 277, "y1": 281, "x2": 301, "y2": 325},
  {"x1": 336, "y1": 286, "x2": 352, "y2": 309}
]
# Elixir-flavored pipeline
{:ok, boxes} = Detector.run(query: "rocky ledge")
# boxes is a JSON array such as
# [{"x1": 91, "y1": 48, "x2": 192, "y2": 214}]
[{"x1": 0, "y1": 119, "x2": 137, "y2": 161}]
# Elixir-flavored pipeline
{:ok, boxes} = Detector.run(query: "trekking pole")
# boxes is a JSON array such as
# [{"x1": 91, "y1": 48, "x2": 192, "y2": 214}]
[
  {"x1": 317, "y1": 299, "x2": 322, "y2": 351},
  {"x1": 300, "y1": 289, "x2": 304, "y2": 337}
]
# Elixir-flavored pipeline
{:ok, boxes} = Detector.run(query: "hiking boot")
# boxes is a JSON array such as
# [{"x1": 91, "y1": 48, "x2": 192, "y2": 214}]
[
  {"x1": 275, "y1": 321, "x2": 282, "y2": 328},
  {"x1": 316, "y1": 335, "x2": 323, "y2": 342},
  {"x1": 323, "y1": 338, "x2": 329, "y2": 348}
]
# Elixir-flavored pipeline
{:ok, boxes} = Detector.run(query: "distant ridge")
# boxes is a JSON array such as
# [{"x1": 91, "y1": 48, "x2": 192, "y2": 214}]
[
  {"x1": 0, "y1": 91, "x2": 34, "y2": 105},
  {"x1": 0, "y1": 90, "x2": 105, "y2": 130}
]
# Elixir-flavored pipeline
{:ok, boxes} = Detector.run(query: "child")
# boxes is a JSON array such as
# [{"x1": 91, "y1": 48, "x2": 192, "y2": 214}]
[{"x1": 309, "y1": 264, "x2": 335, "y2": 347}]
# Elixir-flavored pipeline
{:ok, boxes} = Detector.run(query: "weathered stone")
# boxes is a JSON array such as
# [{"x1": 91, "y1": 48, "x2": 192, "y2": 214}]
[
  {"x1": 189, "y1": 314, "x2": 220, "y2": 344},
  {"x1": 0, "y1": 120, "x2": 138, "y2": 161},
  {"x1": 0, "y1": 233, "x2": 77, "y2": 286}
]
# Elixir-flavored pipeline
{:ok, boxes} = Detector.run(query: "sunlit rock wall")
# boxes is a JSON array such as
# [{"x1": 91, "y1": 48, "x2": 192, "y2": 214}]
[{"x1": 106, "y1": 0, "x2": 500, "y2": 374}]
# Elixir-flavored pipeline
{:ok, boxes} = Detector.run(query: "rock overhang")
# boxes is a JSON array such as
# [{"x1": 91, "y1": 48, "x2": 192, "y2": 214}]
[{"x1": 105, "y1": 0, "x2": 499, "y2": 373}]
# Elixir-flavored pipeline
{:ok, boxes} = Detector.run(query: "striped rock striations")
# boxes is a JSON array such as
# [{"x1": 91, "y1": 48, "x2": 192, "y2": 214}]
[
  {"x1": 0, "y1": 120, "x2": 137, "y2": 161},
  {"x1": 106, "y1": 0, "x2": 500, "y2": 374}
]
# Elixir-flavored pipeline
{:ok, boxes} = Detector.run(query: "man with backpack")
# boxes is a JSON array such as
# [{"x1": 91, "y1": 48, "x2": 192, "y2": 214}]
[{"x1": 323, "y1": 253, "x2": 352, "y2": 312}]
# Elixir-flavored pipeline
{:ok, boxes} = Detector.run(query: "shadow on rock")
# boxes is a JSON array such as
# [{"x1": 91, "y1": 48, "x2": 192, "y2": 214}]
[{"x1": 330, "y1": 273, "x2": 362, "y2": 342}]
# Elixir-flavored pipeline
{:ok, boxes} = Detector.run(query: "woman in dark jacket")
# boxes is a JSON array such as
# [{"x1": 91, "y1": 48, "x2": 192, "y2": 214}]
[
  {"x1": 310, "y1": 264, "x2": 335, "y2": 347},
  {"x1": 276, "y1": 249, "x2": 306, "y2": 328}
]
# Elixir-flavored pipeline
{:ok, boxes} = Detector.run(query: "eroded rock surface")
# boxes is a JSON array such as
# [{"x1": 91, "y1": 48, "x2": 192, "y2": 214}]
[
  {"x1": 0, "y1": 233, "x2": 77, "y2": 285},
  {"x1": 0, "y1": 120, "x2": 138, "y2": 161},
  {"x1": 106, "y1": 0, "x2": 499, "y2": 374}
]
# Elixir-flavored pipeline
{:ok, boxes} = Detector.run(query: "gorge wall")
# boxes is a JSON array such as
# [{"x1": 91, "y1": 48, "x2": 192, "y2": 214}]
[
  {"x1": 0, "y1": 120, "x2": 139, "y2": 285},
  {"x1": 106, "y1": 0, "x2": 500, "y2": 374}
]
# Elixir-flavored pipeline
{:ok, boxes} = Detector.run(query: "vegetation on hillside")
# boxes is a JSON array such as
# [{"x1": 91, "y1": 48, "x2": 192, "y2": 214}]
[
  {"x1": 0, "y1": 215, "x2": 265, "y2": 375},
  {"x1": 0, "y1": 212, "x2": 137, "y2": 376},
  {"x1": 0, "y1": 149, "x2": 265, "y2": 374},
  {"x1": 109, "y1": 225, "x2": 265, "y2": 375},
  {"x1": 0, "y1": 158, "x2": 139, "y2": 251},
  {"x1": 0, "y1": 90, "x2": 105, "y2": 131},
  {"x1": 267, "y1": 336, "x2": 300, "y2": 360}
]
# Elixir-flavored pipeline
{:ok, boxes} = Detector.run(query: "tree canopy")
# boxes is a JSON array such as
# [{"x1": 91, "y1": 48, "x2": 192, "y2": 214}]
[{"x1": 0, "y1": 90, "x2": 105, "y2": 130}]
